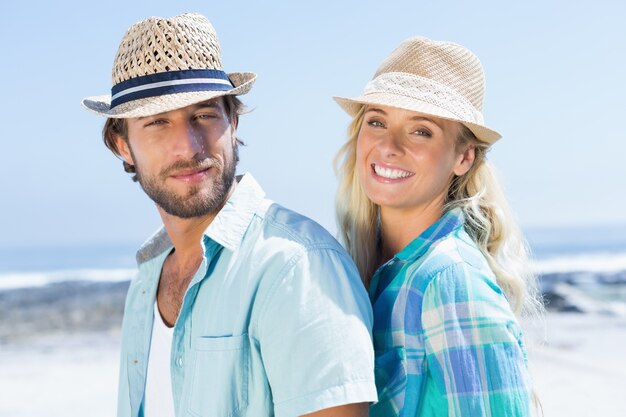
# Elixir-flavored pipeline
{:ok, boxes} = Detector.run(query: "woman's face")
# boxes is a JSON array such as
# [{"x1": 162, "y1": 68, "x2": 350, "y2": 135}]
[{"x1": 356, "y1": 105, "x2": 474, "y2": 216}]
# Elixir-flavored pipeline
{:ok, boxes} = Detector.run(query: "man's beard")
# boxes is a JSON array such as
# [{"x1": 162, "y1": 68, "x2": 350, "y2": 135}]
[{"x1": 135, "y1": 147, "x2": 238, "y2": 219}]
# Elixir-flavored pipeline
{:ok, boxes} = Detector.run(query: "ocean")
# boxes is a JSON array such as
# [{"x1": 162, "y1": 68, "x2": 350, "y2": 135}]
[
  {"x1": 2, "y1": 227, "x2": 626, "y2": 417},
  {"x1": 0, "y1": 243, "x2": 138, "y2": 291},
  {"x1": 1, "y1": 224, "x2": 626, "y2": 310}
]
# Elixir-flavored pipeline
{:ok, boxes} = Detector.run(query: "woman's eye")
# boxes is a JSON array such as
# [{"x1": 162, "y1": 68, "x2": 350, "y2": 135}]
[
  {"x1": 413, "y1": 129, "x2": 432, "y2": 138},
  {"x1": 367, "y1": 120, "x2": 385, "y2": 128}
]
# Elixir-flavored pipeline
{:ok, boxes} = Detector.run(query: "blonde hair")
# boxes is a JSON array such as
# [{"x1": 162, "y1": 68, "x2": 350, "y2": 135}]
[
  {"x1": 335, "y1": 106, "x2": 380, "y2": 283},
  {"x1": 334, "y1": 106, "x2": 543, "y2": 319}
]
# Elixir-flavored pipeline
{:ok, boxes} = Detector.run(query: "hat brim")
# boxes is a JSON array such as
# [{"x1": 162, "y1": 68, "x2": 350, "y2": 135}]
[
  {"x1": 82, "y1": 72, "x2": 256, "y2": 118},
  {"x1": 333, "y1": 93, "x2": 501, "y2": 144}
]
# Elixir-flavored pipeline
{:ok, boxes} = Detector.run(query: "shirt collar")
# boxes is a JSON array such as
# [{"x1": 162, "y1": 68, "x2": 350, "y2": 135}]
[
  {"x1": 394, "y1": 207, "x2": 465, "y2": 262},
  {"x1": 203, "y1": 172, "x2": 265, "y2": 251},
  {"x1": 136, "y1": 172, "x2": 265, "y2": 265}
]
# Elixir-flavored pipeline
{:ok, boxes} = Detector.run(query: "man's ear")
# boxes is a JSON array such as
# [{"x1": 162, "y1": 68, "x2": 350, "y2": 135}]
[
  {"x1": 229, "y1": 115, "x2": 239, "y2": 146},
  {"x1": 453, "y1": 143, "x2": 475, "y2": 176},
  {"x1": 231, "y1": 114, "x2": 239, "y2": 131},
  {"x1": 115, "y1": 136, "x2": 134, "y2": 165}
]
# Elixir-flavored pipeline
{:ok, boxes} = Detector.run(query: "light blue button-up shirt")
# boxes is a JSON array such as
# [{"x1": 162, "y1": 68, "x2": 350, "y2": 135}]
[{"x1": 117, "y1": 173, "x2": 377, "y2": 417}]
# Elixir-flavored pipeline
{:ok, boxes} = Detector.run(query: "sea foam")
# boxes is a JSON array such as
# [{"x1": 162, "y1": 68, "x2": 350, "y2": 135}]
[
  {"x1": 532, "y1": 251, "x2": 626, "y2": 274},
  {"x1": 0, "y1": 268, "x2": 137, "y2": 291}
]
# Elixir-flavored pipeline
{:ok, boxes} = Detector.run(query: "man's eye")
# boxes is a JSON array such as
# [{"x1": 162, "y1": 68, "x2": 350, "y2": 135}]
[
  {"x1": 196, "y1": 113, "x2": 218, "y2": 120},
  {"x1": 145, "y1": 119, "x2": 166, "y2": 127}
]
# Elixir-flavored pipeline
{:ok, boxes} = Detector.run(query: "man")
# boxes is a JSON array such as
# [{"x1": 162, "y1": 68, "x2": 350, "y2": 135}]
[{"x1": 82, "y1": 12, "x2": 376, "y2": 417}]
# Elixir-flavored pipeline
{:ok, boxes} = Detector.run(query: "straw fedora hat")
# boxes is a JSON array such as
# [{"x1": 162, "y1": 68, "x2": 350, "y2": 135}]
[
  {"x1": 82, "y1": 13, "x2": 256, "y2": 118},
  {"x1": 334, "y1": 36, "x2": 501, "y2": 143}
]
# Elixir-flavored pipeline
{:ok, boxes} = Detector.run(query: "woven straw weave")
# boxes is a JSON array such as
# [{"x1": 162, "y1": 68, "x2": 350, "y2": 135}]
[
  {"x1": 113, "y1": 13, "x2": 223, "y2": 84},
  {"x1": 374, "y1": 37, "x2": 486, "y2": 113},
  {"x1": 334, "y1": 36, "x2": 501, "y2": 143},
  {"x1": 82, "y1": 13, "x2": 256, "y2": 118},
  {"x1": 364, "y1": 72, "x2": 484, "y2": 124}
]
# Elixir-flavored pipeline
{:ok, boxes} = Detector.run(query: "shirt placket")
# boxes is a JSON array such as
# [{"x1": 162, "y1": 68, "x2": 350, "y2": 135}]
[{"x1": 170, "y1": 239, "x2": 222, "y2": 414}]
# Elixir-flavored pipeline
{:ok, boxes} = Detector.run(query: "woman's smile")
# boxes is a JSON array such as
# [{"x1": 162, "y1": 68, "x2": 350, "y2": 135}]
[{"x1": 371, "y1": 162, "x2": 415, "y2": 182}]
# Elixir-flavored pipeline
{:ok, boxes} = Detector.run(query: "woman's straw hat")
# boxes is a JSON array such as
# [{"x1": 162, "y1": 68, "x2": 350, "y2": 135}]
[
  {"x1": 334, "y1": 36, "x2": 501, "y2": 143},
  {"x1": 82, "y1": 13, "x2": 256, "y2": 118}
]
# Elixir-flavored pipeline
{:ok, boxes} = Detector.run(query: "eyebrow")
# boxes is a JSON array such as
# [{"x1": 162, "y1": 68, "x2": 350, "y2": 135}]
[
  {"x1": 137, "y1": 100, "x2": 220, "y2": 120},
  {"x1": 193, "y1": 100, "x2": 220, "y2": 110},
  {"x1": 364, "y1": 107, "x2": 443, "y2": 128}
]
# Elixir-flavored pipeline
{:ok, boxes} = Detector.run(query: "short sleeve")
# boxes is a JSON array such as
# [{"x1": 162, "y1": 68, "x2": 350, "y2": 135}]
[
  {"x1": 421, "y1": 263, "x2": 532, "y2": 417},
  {"x1": 256, "y1": 247, "x2": 378, "y2": 417}
]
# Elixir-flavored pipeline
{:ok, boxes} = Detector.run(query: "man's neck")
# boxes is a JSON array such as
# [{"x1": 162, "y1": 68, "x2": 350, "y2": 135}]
[
  {"x1": 155, "y1": 207, "x2": 225, "y2": 328},
  {"x1": 160, "y1": 213, "x2": 215, "y2": 264},
  {"x1": 157, "y1": 182, "x2": 237, "y2": 266}
]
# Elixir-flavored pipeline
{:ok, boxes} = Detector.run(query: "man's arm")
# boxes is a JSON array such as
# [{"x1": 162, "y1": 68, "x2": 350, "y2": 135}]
[
  {"x1": 302, "y1": 403, "x2": 369, "y2": 417},
  {"x1": 255, "y1": 247, "x2": 377, "y2": 417}
]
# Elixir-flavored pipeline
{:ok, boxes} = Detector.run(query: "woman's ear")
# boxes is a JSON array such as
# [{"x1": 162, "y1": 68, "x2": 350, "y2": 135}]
[{"x1": 453, "y1": 143, "x2": 475, "y2": 176}]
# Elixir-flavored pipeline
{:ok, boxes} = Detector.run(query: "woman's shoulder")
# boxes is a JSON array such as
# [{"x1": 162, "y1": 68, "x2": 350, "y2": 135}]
[
  {"x1": 406, "y1": 228, "x2": 511, "y2": 305},
  {"x1": 416, "y1": 227, "x2": 491, "y2": 279},
  {"x1": 417, "y1": 230, "x2": 517, "y2": 317},
  {"x1": 397, "y1": 226, "x2": 501, "y2": 303}
]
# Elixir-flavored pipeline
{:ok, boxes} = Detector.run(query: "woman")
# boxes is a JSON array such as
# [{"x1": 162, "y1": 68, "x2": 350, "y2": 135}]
[{"x1": 334, "y1": 37, "x2": 542, "y2": 416}]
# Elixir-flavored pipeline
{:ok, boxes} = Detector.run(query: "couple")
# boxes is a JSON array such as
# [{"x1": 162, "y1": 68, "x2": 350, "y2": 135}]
[{"x1": 82, "y1": 13, "x2": 541, "y2": 417}]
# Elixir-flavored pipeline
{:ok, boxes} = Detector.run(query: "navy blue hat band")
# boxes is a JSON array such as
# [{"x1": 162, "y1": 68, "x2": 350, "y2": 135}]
[{"x1": 110, "y1": 69, "x2": 234, "y2": 108}]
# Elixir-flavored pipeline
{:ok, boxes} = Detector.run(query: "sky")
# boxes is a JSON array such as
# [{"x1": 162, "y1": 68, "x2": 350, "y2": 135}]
[{"x1": 1, "y1": 0, "x2": 625, "y2": 249}]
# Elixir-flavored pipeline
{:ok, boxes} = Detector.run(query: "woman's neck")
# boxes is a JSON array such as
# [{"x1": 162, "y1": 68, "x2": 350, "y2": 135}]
[{"x1": 378, "y1": 201, "x2": 444, "y2": 264}]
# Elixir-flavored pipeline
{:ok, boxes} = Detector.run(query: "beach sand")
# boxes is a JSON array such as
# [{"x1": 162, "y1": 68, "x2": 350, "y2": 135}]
[
  {"x1": 1, "y1": 286, "x2": 625, "y2": 416},
  {"x1": 528, "y1": 313, "x2": 626, "y2": 417},
  {"x1": 0, "y1": 332, "x2": 120, "y2": 417}
]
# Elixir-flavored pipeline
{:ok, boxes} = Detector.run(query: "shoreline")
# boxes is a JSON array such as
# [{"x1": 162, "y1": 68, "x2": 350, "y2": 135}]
[
  {"x1": 0, "y1": 280, "x2": 128, "y2": 344},
  {"x1": 1, "y1": 280, "x2": 626, "y2": 417}
]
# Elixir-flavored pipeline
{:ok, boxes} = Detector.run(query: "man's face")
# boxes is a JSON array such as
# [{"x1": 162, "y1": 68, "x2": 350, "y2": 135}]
[{"x1": 117, "y1": 98, "x2": 238, "y2": 218}]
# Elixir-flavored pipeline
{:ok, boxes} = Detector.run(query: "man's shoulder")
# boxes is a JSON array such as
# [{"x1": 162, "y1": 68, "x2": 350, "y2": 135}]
[
  {"x1": 135, "y1": 227, "x2": 171, "y2": 266},
  {"x1": 256, "y1": 202, "x2": 343, "y2": 253},
  {"x1": 131, "y1": 199, "x2": 347, "y2": 267}
]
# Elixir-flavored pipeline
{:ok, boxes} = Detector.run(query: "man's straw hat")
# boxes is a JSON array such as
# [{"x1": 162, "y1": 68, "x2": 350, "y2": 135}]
[
  {"x1": 82, "y1": 13, "x2": 256, "y2": 118},
  {"x1": 334, "y1": 36, "x2": 501, "y2": 143}
]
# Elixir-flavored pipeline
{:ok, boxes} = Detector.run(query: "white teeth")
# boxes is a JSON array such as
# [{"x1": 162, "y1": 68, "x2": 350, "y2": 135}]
[{"x1": 374, "y1": 164, "x2": 413, "y2": 179}]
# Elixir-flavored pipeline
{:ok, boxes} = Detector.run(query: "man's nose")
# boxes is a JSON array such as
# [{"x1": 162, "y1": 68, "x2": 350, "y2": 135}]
[{"x1": 173, "y1": 122, "x2": 204, "y2": 158}]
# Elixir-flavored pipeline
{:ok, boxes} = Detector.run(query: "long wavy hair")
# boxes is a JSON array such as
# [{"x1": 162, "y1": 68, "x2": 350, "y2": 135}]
[{"x1": 334, "y1": 105, "x2": 543, "y2": 318}]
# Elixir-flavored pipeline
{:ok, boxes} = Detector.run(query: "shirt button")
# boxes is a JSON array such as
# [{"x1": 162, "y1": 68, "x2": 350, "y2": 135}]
[{"x1": 176, "y1": 356, "x2": 184, "y2": 367}]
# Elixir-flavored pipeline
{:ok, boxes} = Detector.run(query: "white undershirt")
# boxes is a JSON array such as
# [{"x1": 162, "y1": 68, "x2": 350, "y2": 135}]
[{"x1": 144, "y1": 302, "x2": 175, "y2": 417}]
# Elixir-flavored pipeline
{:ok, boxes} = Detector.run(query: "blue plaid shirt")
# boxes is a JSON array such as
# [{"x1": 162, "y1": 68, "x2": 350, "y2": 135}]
[{"x1": 369, "y1": 208, "x2": 532, "y2": 417}]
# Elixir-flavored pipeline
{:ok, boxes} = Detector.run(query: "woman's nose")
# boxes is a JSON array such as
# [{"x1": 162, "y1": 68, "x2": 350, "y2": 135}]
[{"x1": 377, "y1": 130, "x2": 404, "y2": 157}]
